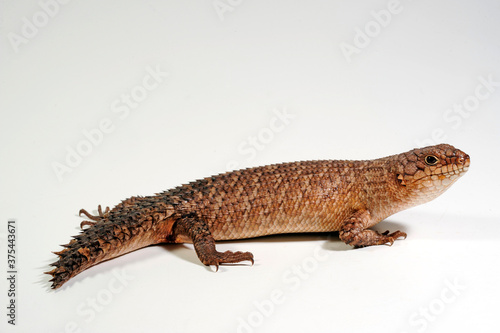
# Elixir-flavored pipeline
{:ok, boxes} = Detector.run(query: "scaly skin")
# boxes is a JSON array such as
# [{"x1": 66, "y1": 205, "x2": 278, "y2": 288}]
[{"x1": 46, "y1": 144, "x2": 470, "y2": 289}]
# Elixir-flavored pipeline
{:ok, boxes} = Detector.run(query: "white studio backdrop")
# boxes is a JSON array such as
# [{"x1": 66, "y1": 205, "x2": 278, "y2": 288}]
[{"x1": 0, "y1": 1, "x2": 499, "y2": 332}]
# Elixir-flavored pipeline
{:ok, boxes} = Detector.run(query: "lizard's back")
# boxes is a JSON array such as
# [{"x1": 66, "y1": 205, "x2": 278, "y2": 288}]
[{"x1": 168, "y1": 159, "x2": 375, "y2": 240}]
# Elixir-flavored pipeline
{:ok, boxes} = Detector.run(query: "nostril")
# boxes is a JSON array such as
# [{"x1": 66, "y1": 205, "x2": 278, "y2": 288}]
[{"x1": 462, "y1": 154, "x2": 471, "y2": 167}]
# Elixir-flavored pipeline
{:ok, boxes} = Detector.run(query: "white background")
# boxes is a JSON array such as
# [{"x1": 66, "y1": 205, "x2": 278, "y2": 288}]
[{"x1": 1, "y1": 0, "x2": 499, "y2": 332}]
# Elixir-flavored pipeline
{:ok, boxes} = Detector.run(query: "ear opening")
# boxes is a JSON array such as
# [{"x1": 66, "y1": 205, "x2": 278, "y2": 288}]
[{"x1": 397, "y1": 174, "x2": 406, "y2": 186}]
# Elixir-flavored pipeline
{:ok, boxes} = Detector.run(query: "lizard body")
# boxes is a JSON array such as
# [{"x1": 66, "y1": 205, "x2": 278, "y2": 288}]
[{"x1": 47, "y1": 144, "x2": 469, "y2": 289}]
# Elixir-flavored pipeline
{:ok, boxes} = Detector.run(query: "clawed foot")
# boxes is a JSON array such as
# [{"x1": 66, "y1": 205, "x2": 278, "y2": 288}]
[
  {"x1": 78, "y1": 205, "x2": 110, "y2": 229},
  {"x1": 200, "y1": 250, "x2": 254, "y2": 271},
  {"x1": 339, "y1": 210, "x2": 408, "y2": 248},
  {"x1": 380, "y1": 230, "x2": 407, "y2": 246}
]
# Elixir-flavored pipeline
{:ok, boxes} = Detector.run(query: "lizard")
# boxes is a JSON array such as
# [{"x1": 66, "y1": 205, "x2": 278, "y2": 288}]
[{"x1": 46, "y1": 143, "x2": 470, "y2": 289}]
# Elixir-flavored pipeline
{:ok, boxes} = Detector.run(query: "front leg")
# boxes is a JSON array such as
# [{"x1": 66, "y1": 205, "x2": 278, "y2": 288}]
[
  {"x1": 172, "y1": 215, "x2": 254, "y2": 270},
  {"x1": 339, "y1": 209, "x2": 407, "y2": 247}
]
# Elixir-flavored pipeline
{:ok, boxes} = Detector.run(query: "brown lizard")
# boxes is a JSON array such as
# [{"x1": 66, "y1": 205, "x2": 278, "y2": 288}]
[{"x1": 46, "y1": 143, "x2": 470, "y2": 289}]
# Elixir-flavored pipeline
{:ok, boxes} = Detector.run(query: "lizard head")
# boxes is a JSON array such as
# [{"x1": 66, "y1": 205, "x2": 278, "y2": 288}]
[{"x1": 394, "y1": 144, "x2": 470, "y2": 202}]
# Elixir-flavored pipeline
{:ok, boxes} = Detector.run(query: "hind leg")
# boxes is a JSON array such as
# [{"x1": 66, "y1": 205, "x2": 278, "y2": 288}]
[
  {"x1": 172, "y1": 215, "x2": 254, "y2": 270},
  {"x1": 78, "y1": 205, "x2": 110, "y2": 229}
]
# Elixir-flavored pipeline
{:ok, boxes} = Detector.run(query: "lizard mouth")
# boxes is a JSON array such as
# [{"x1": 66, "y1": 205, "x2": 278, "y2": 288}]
[
  {"x1": 398, "y1": 161, "x2": 469, "y2": 188},
  {"x1": 417, "y1": 164, "x2": 469, "y2": 188}
]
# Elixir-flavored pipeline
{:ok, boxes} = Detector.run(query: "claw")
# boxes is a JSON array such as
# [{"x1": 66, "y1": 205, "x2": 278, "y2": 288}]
[
  {"x1": 389, "y1": 231, "x2": 407, "y2": 240},
  {"x1": 97, "y1": 205, "x2": 110, "y2": 217},
  {"x1": 79, "y1": 205, "x2": 110, "y2": 223},
  {"x1": 79, "y1": 208, "x2": 101, "y2": 221},
  {"x1": 80, "y1": 220, "x2": 96, "y2": 229},
  {"x1": 384, "y1": 239, "x2": 395, "y2": 246},
  {"x1": 382, "y1": 230, "x2": 407, "y2": 246}
]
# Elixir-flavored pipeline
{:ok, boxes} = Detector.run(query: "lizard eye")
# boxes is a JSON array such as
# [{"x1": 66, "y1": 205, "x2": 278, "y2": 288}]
[{"x1": 424, "y1": 155, "x2": 439, "y2": 166}]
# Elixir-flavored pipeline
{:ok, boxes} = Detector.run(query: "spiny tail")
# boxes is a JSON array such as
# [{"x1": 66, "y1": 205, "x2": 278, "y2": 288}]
[
  {"x1": 46, "y1": 199, "x2": 175, "y2": 289},
  {"x1": 46, "y1": 220, "x2": 146, "y2": 289}
]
